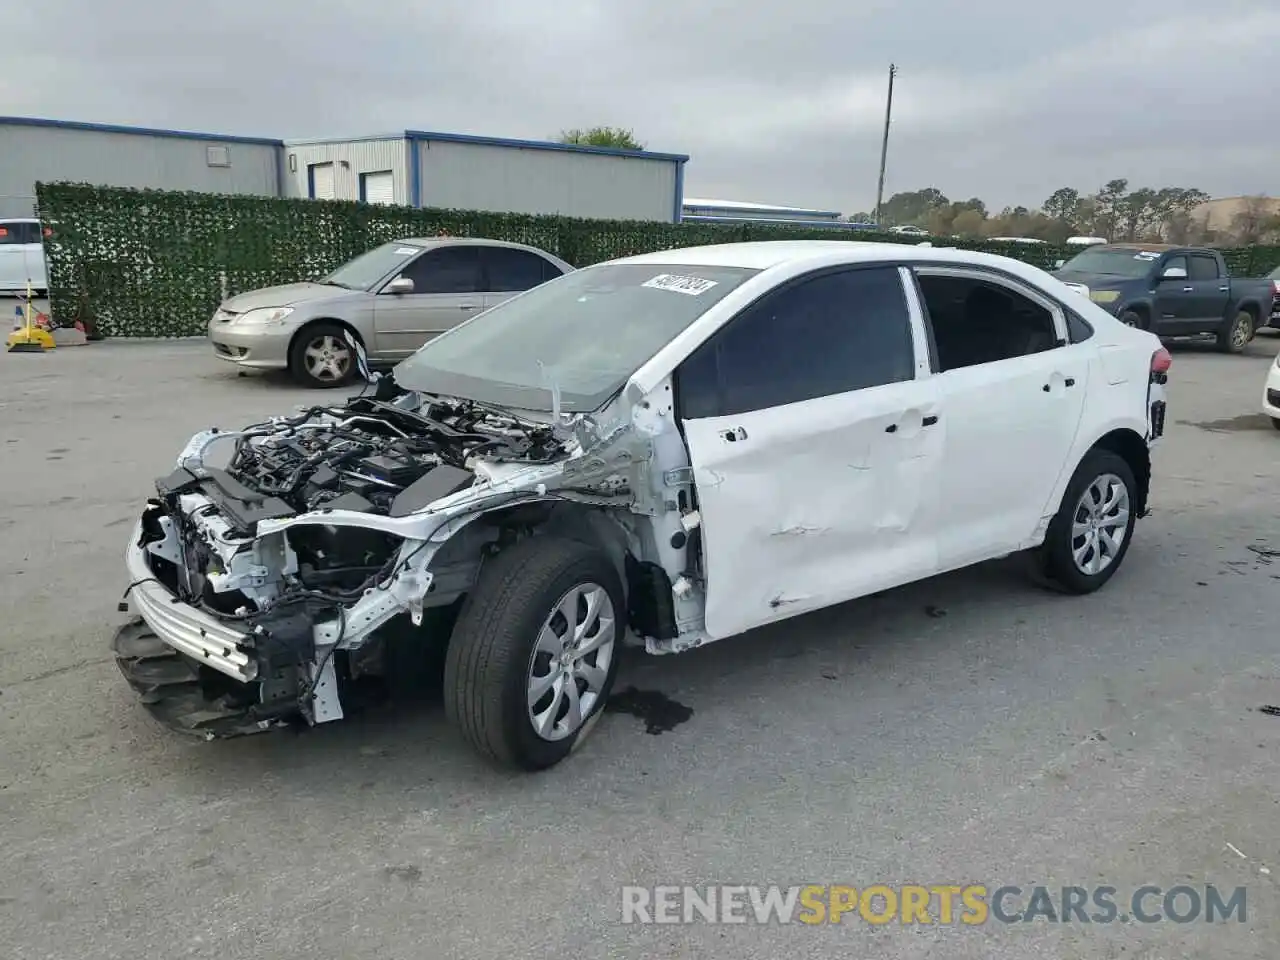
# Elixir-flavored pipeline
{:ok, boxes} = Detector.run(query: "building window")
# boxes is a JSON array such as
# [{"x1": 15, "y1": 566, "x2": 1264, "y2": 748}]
[{"x1": 205, "y1": 144, "x2": 231, "y2": 167}]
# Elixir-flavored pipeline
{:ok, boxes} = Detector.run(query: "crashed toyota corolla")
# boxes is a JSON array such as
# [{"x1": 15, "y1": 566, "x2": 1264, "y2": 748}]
[{"x1": 115, "y1": 240, "x2": 1167, "y2": 770}]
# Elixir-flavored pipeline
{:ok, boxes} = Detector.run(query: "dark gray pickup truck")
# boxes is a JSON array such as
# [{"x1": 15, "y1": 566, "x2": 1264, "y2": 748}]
[{"x1": 1052, "y1": 244, "x2": 1274, "y2": 353}]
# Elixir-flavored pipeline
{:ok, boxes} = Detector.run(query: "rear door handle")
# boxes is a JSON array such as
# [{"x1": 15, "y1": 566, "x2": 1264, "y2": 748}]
[
  {"x1": 886, "y1": 415, "x2": 938, "y2": 433},
  {"x1": 922, "y1": 415, "x2": 938, "y2": 427},
  {"x1": 459, "y1": 304, "x2": 479, "y2": 311},
  {"x1": 1182, "y1": 286, "x2": 1194, "y2": 293}
]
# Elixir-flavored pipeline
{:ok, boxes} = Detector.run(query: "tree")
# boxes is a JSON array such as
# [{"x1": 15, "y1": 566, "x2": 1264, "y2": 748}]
[
  {"x1": 879, "y1": 188, "x2": 949, "y2": 226},
  {"x1": 951, "y1": 209, "x2": 985, "y2": 237},
  {"x1": 1042, "y1": 187, "x2": 1081, "y2": 228},
  {"x1": 557, "y1": 126, "x2": 645, "y2": 150}
]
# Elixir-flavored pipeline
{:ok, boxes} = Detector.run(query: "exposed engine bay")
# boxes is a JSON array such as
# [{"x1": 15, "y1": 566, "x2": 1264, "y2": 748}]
[{"x1": 117, "y1": 376, "x2": 704, "y2": 738}]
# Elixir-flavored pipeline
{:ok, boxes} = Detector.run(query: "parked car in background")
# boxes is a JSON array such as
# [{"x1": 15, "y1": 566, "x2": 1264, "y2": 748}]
[
  {"x1": 208, "y1": 238, "x2": 574, "y2": 388},
  {"x1": 890, "y1": 225, "x2": 930, "y2": 236},
  {"x1": 1053, "y1": 244, "x2": 1274, "y2": 353},
  {"x1": 1268, "y1": 265, "x2": 1279, "y2": 328},
  {"x1": 117, "y1": 240, "x2": 1168, "y2": 770},
  {"x1": 1066, "y1": 236, "x2": 1108, "y2": 248},
  {"x1": 0, "y1": 218, "x2": 49, "y2": 294},
  {"x1": 1261, "y1": 348, "x2": 1280, "y2": 429}
]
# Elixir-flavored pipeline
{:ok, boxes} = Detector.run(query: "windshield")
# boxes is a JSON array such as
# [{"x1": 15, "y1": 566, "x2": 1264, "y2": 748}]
[
  {"x1": 1059, "y1": 248, "x2": 1163, "y2": 279},
  {"x1": 323, "y1": 241, "x2": 423, "y2": 291},
  {"x1": 393, "y1": 261, "x2": 762, "y2": 412}
]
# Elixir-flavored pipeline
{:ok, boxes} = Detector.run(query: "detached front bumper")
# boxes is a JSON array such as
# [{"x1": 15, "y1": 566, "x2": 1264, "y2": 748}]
[{"x1": 124, "y1": 520, "x2": 258, "y2": 681}]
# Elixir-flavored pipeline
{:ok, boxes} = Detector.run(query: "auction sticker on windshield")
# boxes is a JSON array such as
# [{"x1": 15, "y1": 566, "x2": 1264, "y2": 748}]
[
  {"x1": 643, "y1": 274, "x2": 720, "y2": 296},
  {"x1": 393, "y1": 247, "x2": 418, "y2": 255}
]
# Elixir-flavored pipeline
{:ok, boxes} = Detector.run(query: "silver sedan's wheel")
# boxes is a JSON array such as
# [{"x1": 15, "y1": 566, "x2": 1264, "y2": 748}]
[
  {"x1": 303, "y1": 334, "x2": 352, "y2": 383},
  {"x1": 1070, "y1": 473, "x2": 1131, "y2": 576},
  {"x1": 526, "y1": 583, "x2": 617, "y2": 741}
]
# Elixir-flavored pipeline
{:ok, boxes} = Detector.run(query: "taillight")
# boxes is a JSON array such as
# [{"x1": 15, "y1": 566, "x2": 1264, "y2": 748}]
[{"x1": 1151, "y1": 346, "x2": 1171, "y2": 384}]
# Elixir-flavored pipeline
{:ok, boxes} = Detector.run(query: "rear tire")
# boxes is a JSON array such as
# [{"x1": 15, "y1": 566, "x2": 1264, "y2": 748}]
[
  {"x1": 443, "y1": 536, "x2": 624, "y2": 771},
  {"x1": 1033, "y1": 449, "x2": 1138, "y2": 595},
  {"x1": 1271, "y1": 417, "x2": 1280, "y2": 432},
  {"x1": 288, "y1": 321, "x2": 357, "y2": 388},
  {"x1": 1216, "y1": 310, "x2": 1254, "y2": 354}
]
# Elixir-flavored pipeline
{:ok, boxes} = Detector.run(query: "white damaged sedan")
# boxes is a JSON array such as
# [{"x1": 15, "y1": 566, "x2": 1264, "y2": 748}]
[{"x1": 115, "y1": 241, "x2": 1170, "y2": 770}]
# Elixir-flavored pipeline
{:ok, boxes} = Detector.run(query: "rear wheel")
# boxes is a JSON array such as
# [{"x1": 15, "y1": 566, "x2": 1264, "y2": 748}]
[
  {"x1": 288, "y1": 321, "x2": 356, "y2": 388},
  {"x1": 443, "y1": 536, "x2": 623, "y2": 771},
  {"x1": 1216, "y1": 310, "x2": 1254, "y2": 353},
  {"x1": 1033, "y1": 449, "x2": 1138, "y2": 595}
]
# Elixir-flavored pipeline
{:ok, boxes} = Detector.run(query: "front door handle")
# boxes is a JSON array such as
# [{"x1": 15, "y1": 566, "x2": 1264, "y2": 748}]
[
  {"x1": 922, "y1": 415, "x2": 938, "y2": 427},
  {"x1": 459, "y1": 304, "x2": 479, "y2": 311},
  {"x1": 1182, "y1": 286, "x2": 1194, "y2": 293},
  {"x1": 719, "y1": 426, "x2": 748, "y2": 442}
]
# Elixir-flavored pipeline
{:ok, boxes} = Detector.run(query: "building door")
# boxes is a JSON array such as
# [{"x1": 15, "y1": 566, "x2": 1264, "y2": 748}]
[
  {"x1": 309, "y1": 163, "x2": 336, "y2": 200},
  {"x1": 360, "y1": 171, "x2": 395, "y2": 205}
]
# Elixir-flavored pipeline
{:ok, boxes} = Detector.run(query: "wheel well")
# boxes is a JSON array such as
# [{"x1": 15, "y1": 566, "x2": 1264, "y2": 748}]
[
  {"x1": 1090, "y1": 428, "x2": 1150, "y2": 516},
  {"x1": 1122, "y1": 304, "x2": 1150, "y2": 321},
  {"x1": 287, "y1": 318, "x2": 364, "y2": 364},
  {"x1": 427, "y1": 500, "x2": 669, "y2": 637},
  {"x1": 1238, "y1": 302, "x2": 1260, "y2": 322}
]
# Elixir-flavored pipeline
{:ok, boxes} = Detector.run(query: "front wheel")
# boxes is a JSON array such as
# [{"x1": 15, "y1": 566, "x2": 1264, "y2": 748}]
[
  {"x1": 1271, "y1": 417, "x2": 1280, "y2": 432},
  {"x1": 288, "y1": 321, "x2": 357, "y2": 388},
  {"x1": 443, "y1": 536, "x2": 624, "y2": 771},
  {"x1": 1119, "y1": 310, "x2": 1146, "y2": 330},
  {"x1": 1033, "y1": 449, "x2": 1138, "y2": 594},
  {"x1": 1216, "y1": 310, "x2": 1255, "y2": 354}
]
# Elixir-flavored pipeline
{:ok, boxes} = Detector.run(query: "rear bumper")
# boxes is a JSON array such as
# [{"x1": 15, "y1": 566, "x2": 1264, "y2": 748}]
[{"x1": 124, "y1": 520, "x2": 258, "y2": 682}]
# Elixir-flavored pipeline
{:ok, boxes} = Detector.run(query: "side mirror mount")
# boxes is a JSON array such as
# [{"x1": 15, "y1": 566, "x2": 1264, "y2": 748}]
[
  {"x1": 384, "y1": 276, "x2": 414, "y2": 295},
  {"x1": 1160, "y1": 266, "x2": 1187, "y2": 281}
]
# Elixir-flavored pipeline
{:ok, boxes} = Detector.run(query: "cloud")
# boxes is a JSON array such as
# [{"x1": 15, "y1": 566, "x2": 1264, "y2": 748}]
[{"x1": 6, "y1": 0, "x2": 1278, "y2": 214}]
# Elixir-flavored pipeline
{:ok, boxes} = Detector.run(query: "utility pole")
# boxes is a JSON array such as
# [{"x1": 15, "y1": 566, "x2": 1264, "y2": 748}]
[{"x1": 873, "y1": 63, "x2": 897, "y2": 226}]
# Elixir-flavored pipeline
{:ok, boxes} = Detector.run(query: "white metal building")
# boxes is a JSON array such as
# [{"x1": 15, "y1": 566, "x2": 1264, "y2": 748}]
[
  {"x1": 282, "y1": 130, "x2": 689, "y2": 222},
  {"x1": 0, "y1": 116, "x2": 283, "y2": 219}
]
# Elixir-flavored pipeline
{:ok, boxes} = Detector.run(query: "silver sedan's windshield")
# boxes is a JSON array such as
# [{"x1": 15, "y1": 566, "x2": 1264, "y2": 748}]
[
  {"x1": 324, "y1": 242, "x2": 423, "y2": 291},
  {"x1": 392, "y1": 262, "x2": 761, "y2": 412}
]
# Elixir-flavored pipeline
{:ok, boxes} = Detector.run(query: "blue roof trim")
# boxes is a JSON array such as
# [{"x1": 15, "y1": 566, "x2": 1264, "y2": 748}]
[
  {"x1": 683, "y1": 202, "x2": 843, "y2": 219},
  {"x1": 0, "y1": 115, "x2": 283, "y2": 146},
  {"x1": 283, "y1": 134, "x2": 406, "y2": 146},
  {"x1": 405, "y1": 129, "x2": 690, "y2": 163}
]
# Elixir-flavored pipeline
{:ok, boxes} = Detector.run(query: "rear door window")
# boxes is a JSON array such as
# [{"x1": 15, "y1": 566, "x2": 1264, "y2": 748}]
[{"x1": 483, "y1": 247, "x2": 562, "y2": 292}]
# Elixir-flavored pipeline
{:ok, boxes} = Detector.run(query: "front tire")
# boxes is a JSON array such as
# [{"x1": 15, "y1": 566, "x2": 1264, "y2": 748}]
[
  {"x1": 1034, "y1": 449, "x2": 1138, "y2": 594},
  {"x1": 444, "y1": 536, "x2": 623, "y2": 771},
  {"x1": 1271, "y1": 417, "x2": 1280, "y2": 432},
  {"x1": 1216, "y1": 310, "x2": 1254, "y2": 354},
  {"x1": 288, "y1": 321, "x2": 357, "y2": 388},
  {"x1": 1119, "y1": 309, "x2": 1146, "y2": 330}
]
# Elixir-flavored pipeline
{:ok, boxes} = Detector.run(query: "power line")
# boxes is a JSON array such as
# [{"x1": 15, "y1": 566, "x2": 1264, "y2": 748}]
[{"x1": 873, "y1": 63, "x2": 897, "y2": 226}]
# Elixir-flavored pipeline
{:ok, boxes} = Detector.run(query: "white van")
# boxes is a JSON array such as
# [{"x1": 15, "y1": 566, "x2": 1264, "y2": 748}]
[{"x1": 0, "y1": 219, "x2": 49, "y2": 294}]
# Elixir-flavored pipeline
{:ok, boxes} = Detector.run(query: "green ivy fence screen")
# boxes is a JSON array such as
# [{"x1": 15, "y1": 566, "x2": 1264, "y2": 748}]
[{"x1": 34, "y1": 181, "x2": 1280, "y2": 339}]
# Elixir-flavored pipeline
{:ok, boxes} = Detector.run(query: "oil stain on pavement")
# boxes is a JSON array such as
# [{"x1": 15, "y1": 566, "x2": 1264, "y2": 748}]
[{"x1": 607, "y1": 687, "x2": 694, "y2": 735}]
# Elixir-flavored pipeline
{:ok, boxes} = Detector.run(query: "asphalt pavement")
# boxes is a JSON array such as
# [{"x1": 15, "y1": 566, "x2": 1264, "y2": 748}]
[{"x1": 2, "y1": 333, "x2": 1280, "y2": 959}]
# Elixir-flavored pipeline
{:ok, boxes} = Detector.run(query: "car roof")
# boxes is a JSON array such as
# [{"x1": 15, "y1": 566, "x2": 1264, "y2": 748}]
[
  {"x1": 397, "y1": 237, "x2": 554, "y2": 254},
  {"x1": 608, "y1": 239, "x2": 1040, "y2": 273}
]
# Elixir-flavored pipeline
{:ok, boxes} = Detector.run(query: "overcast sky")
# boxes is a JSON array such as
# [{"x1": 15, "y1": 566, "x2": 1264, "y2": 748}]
[{"x1": 7, "y1": 0, "x2": 1279, "y2": 215}]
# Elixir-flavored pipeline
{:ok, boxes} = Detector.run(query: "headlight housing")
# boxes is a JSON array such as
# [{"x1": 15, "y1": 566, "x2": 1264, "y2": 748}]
[
  {"x1": 1089, "y1": 290, "x2": 1121, "y2": 304},
  {"x1": 236, "y1": 306, "x2": 294, "y2": 326}
]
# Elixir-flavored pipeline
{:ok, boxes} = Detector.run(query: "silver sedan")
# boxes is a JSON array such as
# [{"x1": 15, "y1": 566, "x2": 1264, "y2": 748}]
[{"x1": 208, "y1": 237, "x2": 574, "y2": 387}]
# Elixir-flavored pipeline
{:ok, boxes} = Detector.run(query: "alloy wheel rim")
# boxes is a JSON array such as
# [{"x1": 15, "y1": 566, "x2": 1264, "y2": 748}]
[
  {"x1": 304, "y1": 335, "x2": 352, "y2": 381},
  {"x1": 526, "y1": 582, "x2": 616, "y2": 741},
  {"x1": 1071, "y1": 472, "x2": 1131, "y2": 576},
  {"x1": 1232, "y1": 315, "x2": 1251, "y2": 348}
]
